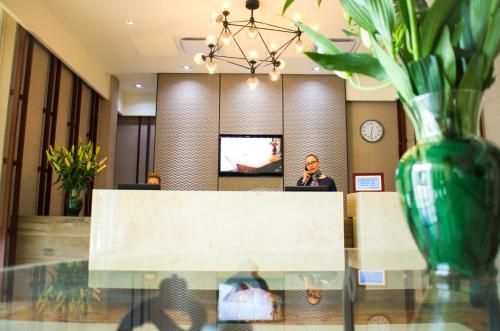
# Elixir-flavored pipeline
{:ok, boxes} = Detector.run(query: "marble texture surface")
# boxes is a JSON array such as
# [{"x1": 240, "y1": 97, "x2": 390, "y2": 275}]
[
  {"x1": 89, "y1": 190, "x2": 345, "y2": 275},
  {"x1": 347, "y1": 193, "x2": 426, "y2": 270}
]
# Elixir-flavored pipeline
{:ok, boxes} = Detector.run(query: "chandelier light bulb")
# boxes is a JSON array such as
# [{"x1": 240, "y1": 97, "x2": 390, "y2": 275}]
[
  {"x1": 295, "y1": 39, "x2": 304, "y2": 53},
  {"x1": 293, "y1": 13, "x2": 302, "y2": 23},
  {"x1": 222, "y1": 1, "x2": 230, "y2": 12},
  {"x1": 194, "y1": 53, "x2": 205, "y2": 65},
  {"x1": 247, "y1": 75, "x2": 259, "y2": 90},
  {"x1": 247, "y1": 26, "x2": 258, "y2": 40},
  {"x1": 248, "y1": 50, "x2": 259, "y2": 62},
  {"x1": 210, "y1": 11, "x2": 218, "y2": 24},
  {"x1": 206, "y1": 34, "x2": 217, "y2": 46},
  {"x1": 221, "y1": 30, "x2": 232, "y2": 45},
  {"x1": 277, "y1": 59, "x2": 286, "y2": 70},
  {"x1": 269, "y1": 42, "x2": 278, "y2": 53},
  {"x1": 206, "y1": 60, "x2": 217, "y2": 74},
  {"x1": 269, "y1": 68, "x2": 281, "y2": 82}
]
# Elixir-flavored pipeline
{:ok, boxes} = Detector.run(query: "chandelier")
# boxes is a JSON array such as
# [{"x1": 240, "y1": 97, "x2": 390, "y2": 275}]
[{"x1": 193, "y1": 0, "x2": 303, "y2": 89}]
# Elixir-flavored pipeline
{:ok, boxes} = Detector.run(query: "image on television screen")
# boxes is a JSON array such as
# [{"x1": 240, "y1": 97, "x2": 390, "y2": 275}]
[
  {"x1": 217, "y1": 283, "x2": 284, "y2": 322},
  {"x1": 219, "y1": 135, "x2": 283, "y2": 176}
]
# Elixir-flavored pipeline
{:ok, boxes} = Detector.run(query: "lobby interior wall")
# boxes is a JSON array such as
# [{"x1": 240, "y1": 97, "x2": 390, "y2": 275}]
[
  {"x1": 0, "y1": 10, "x2": 16, "y2": 193},
  {"x1": 347, "y1": 101, "x2": 400, "y2": 192},
  {"x1": 154, "y1": 73, "x2": 347, "y2": 192}
]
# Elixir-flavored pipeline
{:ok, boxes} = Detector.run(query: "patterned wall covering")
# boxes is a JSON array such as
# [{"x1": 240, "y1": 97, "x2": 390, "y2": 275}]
[
  {"x1": 155, "y1": 73, "x2": 346, "y2": 193},
  {"x1": 156, "y1": 74, "x2": 220, "y2": 190},
  {"x1": 220, "y1": 74, "x2": 282, "y2": 135},
  {"x1": 283, "y1": 75, "x2": 347, "y2": 195}
]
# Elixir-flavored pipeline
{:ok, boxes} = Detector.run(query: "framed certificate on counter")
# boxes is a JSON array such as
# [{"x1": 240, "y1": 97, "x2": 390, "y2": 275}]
[{"x1": 352, "y1": 173, "x2": 384, "y2": 192}]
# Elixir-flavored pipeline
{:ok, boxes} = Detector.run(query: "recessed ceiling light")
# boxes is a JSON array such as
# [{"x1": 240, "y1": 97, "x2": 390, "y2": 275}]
[
  {"x1": 135, "y1": 83, "x2": 144, "y2": 88},
  {"x1": 312, "y1": 67, "x2": 321, "y2": 72},
  {"x1": 182, "y1": 65, "x2": 192, "y2": 71},
  {"x1": 126, "y1": 20, "x2": 134, "y2": 25}
]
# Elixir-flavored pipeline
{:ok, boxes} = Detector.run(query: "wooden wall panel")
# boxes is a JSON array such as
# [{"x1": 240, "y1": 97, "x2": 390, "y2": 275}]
[
  {"x1": 18, "y1": 43, "x2": 49, "y2": 215},
  {"x1": 78, "y1": 84, "x2": 91, "y2": 142}
]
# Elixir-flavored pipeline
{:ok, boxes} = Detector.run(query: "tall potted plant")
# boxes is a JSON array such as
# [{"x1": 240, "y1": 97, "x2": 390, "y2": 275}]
[
  {"x1": 46, "y1": 139, "x2": 107, "y2": 216},
  {"x1": 283, "y1": 0, "x2": 500, "y2": 278}
]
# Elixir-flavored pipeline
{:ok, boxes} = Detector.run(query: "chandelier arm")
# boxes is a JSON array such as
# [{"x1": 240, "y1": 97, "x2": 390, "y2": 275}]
[
  {"x1": 226, "y1": 20, "x2": 250, "y2": 24},
  {"x1": 254, "y1": 60, "x2": 274, "y2": 70},
  {"x1": 214, "y1": 55, "x2": 251, "y2": 61},
  {"x1": 253, "y1": 20, "x2": 298, "y2": 33},
  {"x1": 275, "y1": 36, "x2": 298, "y2": 59},
  {"x1": 227, "y1": 23, "x2": 249, "y2": 38},
  {"x1": 230, "y1": 32, "x2": 253, "y2": 66},
  {"x1": 256, "y1": 29, "x2": 274, "y2": 62},
  {"x1": 212, "y1": 56, "x2": 251, "y2": 70}
]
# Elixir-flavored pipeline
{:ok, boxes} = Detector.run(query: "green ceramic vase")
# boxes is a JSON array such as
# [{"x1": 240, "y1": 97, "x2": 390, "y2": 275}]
[
  {"x1": 396, "y1": 90, "x2": 500, "y2": 278},
  {"x1": 67, "y1": 189, "x2": 83, "y2": 216}
]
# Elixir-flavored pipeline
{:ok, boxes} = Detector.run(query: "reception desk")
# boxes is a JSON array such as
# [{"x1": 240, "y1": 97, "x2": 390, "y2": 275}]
[{"x1": 89, "y1": 190, "x2": 345, "y2": 288}]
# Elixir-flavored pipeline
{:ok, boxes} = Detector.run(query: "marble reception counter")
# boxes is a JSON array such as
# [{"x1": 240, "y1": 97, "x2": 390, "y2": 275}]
[{"x1": 89, "y1": 190, "x2": 345, "y2": 288}]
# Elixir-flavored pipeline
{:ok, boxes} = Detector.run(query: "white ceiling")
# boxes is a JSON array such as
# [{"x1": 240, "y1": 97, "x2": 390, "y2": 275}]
[{"x1": 39, "y1": 0, "x2": 350, "y2": 77}]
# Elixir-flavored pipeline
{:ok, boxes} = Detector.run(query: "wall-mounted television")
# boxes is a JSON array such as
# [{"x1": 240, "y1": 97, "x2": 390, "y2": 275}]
[{"x1": 219, "y1": 134, "x2": 283, "y2": 176}]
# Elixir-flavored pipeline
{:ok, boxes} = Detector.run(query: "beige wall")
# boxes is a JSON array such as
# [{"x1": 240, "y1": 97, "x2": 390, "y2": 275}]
[
  {"x1": 347, "y1": 101, "x2": 400, "y2": 192},
  {"x1": 119, "y1": 90, "x2": 156, "y2": 116},
  {"x1": 483, "y1": 57, "x2": 500, "y2": 147},
  {"x1": 94, "y1": 76, "x2": 119, "y2": 189},
  {"x1": 0, "y1": 10, "x2": 16, "y2": 186},
  {"x1": 0, "y1": 0, "x2": 110, "y2": 98}
]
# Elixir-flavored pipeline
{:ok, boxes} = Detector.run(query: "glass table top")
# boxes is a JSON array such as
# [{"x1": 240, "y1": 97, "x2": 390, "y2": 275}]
[{"x1": 0, "y1": 249, "x2": 498, "y2": 331}]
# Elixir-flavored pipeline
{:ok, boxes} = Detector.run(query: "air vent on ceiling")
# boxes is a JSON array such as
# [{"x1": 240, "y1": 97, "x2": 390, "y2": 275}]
[
  {"x1": 315, "y1": 38, "x2": 360, "y2": 53},
  {"x1": 177, "y1": 38, "x2": 225, "y2": 56}
]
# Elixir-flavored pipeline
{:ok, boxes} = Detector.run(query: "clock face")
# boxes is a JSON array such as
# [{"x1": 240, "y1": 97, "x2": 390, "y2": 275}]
[
  {"x1": 360, "y1": 120, "x2": 384, "y2": 143},
  {"x1": 367, "y1": 314, "x2": 390, "y2": 331}
]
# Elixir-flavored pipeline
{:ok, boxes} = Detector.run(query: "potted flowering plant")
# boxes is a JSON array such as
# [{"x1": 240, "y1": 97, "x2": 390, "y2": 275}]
[
  {"x1": 46, "y1": 139, "x2": 107, "y2": 216},
  {"x1": 283, "y1": 0, "x2": 500, "y2": 278}
]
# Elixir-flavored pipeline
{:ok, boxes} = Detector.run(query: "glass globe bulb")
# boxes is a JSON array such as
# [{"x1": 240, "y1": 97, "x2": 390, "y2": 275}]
[
  {"x1": 269, "y1": 42, "x2": 278, "y2": 53},
  {"x1": 269, "y1": 68, "x2": 281, "y2": 82},
  {"x1": 247, "y1": 76, "x2": 259, "y2": 90},
  {"x1": 248, "y1": 50, "x2": 259, "y2": 62},
  {"x1": 206, "y1": 60, "x2": 217, "y2": 74},
  {"x1": 222, "y1": 1, "x2": 230, "y2": 11},
  {"x1": 295, "y1": 39, "x2": 304, "y2": 53},
  {"x1": 247, "y1": 26, "x2": 257, "y2": 40},
  {"x1": 276, "y1": 59, "x2": 286, "y2": 70},
  {"x1": 194, "y1": 53, "x2": 205, "y2": 65},
  {"x1": 206, "y1": 34, "x2": 217, "y2": 46},
  {"x1": 221, "y1": 30, "x2": 232, "y2": 45}
]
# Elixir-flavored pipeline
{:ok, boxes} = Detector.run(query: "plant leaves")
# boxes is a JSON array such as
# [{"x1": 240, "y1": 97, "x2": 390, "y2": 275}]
[
  {"x1": 469, "y1": 0, "x2": 491, "y2": 49},
  {"x1": 304, "y1": 52, "x2": 389, "y2": 82},
  {"x1": 459, "y1": 53, "x2": 486, "y2": 90},
  {"x1": 340, "y1": 0, "x2": 375, "y2": 33},
  {"x1": 370, "y1": 34, "x2": 415, "y2": 103},
  {"x1": 407, "y1": 55, "x2": 443, "y2": 95},
  {"x1": 482, "y1": 4, "x2": 500, "y2": 73},
  {"x1": 296, "y1": 22, "x2": 342, "y2": 55},
  {"x1": 364, "y1": 0, "x2": 396, "y2": 44},
  {"x1": 282, "y1": 0, "x2": 295, "y2": 15},
  {"x1": 420, "y1": 0, "x2": 462, "y2": 56},
  {"x1": 435, "y1": 27, "x2": 457, "y2": 87}
]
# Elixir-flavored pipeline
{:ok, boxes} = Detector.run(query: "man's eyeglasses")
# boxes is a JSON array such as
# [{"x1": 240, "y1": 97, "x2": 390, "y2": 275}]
[{"x1": 305, "y1": 160, "x2": 318, "y2": 166}]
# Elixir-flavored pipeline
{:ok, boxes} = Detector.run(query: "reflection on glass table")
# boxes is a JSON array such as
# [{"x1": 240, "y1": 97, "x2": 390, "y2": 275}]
[{"x1": 0, "y1": 249, "x2": 497, "y2": 330}]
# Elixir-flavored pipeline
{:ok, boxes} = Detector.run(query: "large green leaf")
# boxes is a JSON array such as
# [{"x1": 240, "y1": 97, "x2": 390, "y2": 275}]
[
  {"x1": 459, "y1": 53, "x2": 486, "y2": 90},
  {"x1": 469, "y1": 0, "x2": 491, "y2": 48},
  {"x1": 482, "y1": 4, "x2": 500, "y2": 73},
  {"x1": 396, "y1": 0, "x2": 410, "y2": 30},
  {"x1": 435, "y1": 27, "x2": 456, "y2": 87},
  {"x1": 304, "y1": 52, "x2": 389, "y2": 82},
  {"x1": 370, "y1": 35, "x2": 415, "y2": 102},
  {"x1": 340, "y1": 0, "x2": 376, "y2": 33},
  {"x1": 364, "y1": 0, "x2": 396, "y2": 44},
  {"x1": 420, "y1": 0, "x2": 462, "y2": 56},
  {"x1": 296, "y1": 22, "x2": 342, "y2": 55},
  {"x1": 407, "y1": 55, "x2": 443, "y2": 95}
]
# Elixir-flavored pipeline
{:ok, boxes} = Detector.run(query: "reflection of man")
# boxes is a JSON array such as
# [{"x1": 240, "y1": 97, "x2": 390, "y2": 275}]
[{"x1": 297, "y1": 154, "x2": 337, "y2": 191}]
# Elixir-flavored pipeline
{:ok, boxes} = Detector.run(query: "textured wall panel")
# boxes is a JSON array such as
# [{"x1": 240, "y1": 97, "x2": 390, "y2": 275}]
[
  {"x1": 156, "y1": 74, "x2": 219, "y2": 190},
  {"x1": 220, "y1": 74, "x2": 282, "y2": 135},
  {"x1": 218, "y1": 177, "x2": 283, "y2": 191},
  {"x1": 283, "y1": 75, "x2": 347, "y2": 196}
]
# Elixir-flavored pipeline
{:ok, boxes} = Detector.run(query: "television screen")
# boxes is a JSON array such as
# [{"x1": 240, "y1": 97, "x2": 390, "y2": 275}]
[
  {"x1": 219, "y1": 135, "x2": 283, "y2": 176},
  {"x1": 217, "y1": 283, "x2": 284, "y2": 322}
]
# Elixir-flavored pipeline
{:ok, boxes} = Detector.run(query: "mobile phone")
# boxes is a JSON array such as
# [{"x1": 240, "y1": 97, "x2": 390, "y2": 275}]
[{"x1": 305, "y1": 165, "x2": 308, "y2": 171}]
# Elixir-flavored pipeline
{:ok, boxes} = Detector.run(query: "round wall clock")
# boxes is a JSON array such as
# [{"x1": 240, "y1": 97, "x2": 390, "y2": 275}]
[
  {"x1": 367, "y1": 314, "x2": 390, "y2": 331},
  {"x1": 360, "y1": 119, "x2": 384, "y2": 143}
]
